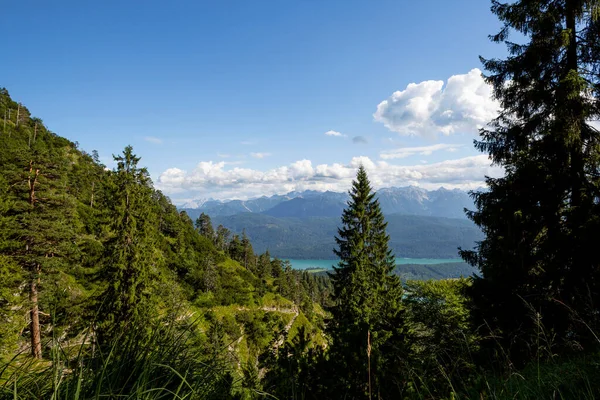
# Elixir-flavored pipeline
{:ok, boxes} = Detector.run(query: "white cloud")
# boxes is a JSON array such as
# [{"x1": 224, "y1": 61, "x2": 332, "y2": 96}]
[
  {"x1": 380, "y1": 143, "x2": 464, "y2": 159},
  {"x1": 250, "y1": 152, "x2": 272, "y2": 159},
  {"x1": 352, "y1": 136, "x2": 368, "y2": 144},
  {"x1": 374, "y1": 68, "x2": 499, "y2": 136},
  {"x1": 325, "y1": 130, "x2": 346, "y2": 137},
  {"x1": 144, "y1": 136, "x2": 163, "y2": 144},
  {"x1": 157, "y1": 155, "x2": 503, "y2": 203}
]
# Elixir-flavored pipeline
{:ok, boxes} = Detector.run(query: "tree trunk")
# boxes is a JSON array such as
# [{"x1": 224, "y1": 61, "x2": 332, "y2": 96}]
[
  {"x1": 30, "y1": 265, "x2": 42, "y2": 359},
  {"x1": 90, "y1": 181, "x2": 95, "y2": 208},
  {"x1": 28, "y1": 162, "x2": 42, "y2": 358},
  {"x1": 565, "y1": 1, "x2": 583, "y2": 211}
]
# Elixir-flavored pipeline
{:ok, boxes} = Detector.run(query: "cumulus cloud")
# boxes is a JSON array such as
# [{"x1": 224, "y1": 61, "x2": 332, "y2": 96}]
[
  {"x1": 325, "y1": 130, "x2": 346, "y2": 137},
  {"x1": 250, "y1": 152, "x2": 272, "y2": 159},
  {"x1": 374, "y1": 68, "x2": 499, "y2": 136},
  {"x1": 380, "y1": 143, "x2": 463, "y2": 159},
  {"x1": 352, "y1": 136, "x2": 368, "y2": 144},
  {"x1": 144, "y1": 136, "x2": 163, "y2": 144},
  {"x1": 157, "y1": 155, "x2": 503, "y2": 202}
]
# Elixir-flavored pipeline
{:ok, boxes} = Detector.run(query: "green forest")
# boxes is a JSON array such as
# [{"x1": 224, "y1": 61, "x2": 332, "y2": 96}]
[
  {"x1": 204, "y1": 213, "x2": 482, "y2": 260},
  {"x1": 3, "y1": 1, "x2": 600, "y2": 399}
]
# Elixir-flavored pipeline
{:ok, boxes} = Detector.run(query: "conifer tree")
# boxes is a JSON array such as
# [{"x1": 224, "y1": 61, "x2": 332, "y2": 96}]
[
  {"x1": 257, "y1": 251, "x2": 272, "y2": 280},
  {"x1": 0, "y1": 90, "x2": 93, "y2": 359},
  {"x1": 195, "y1": 212, "x2": 214, "y2": 241},
  {"x1": 462, "y1": 0, "x2": 600, "y2": 358},
  {"x1": 241, "y1": 229, "x2": 255, "y2": 271},
  {"x1": 215, "y1": 225, "x2": 230, "y2": 252},
  {"x1": 100, "y1": 146, "x2": 158, "y2": 336},
  {"x1": 0, "y1": 138, "x2": 79, "y2": 358},
  {"x1": 328, "y1": 166, "x2": 405, "y2": 398},
  {"x1": 2, "y1": 151, "x2": 78, "y2": 358},
  {"x1": 0, "y1": 176, "x2": 26, "y2": 355},
  {"x1": 228, "y1": 234, "x2": 243, "y2": 262}
]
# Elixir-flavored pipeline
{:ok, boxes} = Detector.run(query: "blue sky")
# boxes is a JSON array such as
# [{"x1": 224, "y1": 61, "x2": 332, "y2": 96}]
[{"x1": 1, "y1": 0, "x2": 506, "y2": 204}]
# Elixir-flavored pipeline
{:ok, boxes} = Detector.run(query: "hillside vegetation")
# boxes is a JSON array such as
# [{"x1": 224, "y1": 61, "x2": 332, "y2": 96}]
[{"x1": 0, "y1": 89, "x2": 331, "y2": 398}]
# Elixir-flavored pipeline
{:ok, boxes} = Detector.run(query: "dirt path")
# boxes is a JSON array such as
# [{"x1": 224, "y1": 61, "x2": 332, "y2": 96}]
[
  {"x1": 224, "y1": 305, "x2": 300, "y2": 372},
  {"x1": 273, "y1": 311, "x2": 298, "y2": 350}
]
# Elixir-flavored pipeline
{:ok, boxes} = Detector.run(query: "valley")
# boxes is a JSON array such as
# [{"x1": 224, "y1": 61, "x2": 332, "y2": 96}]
[{"x1": 181, "y1": 211, "x2": 482, "y2": 260}]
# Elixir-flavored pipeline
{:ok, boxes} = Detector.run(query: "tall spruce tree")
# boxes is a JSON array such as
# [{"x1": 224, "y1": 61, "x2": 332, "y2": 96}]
[
  {"x1": 462, "y1": 0, "x2": 600, "y2": 360},
  {"x1": 99, "y1": 146, "x2": 158, "y2": 337},
  {"x1": 328, "y1": 166, "x2": 405, "y2": 398}
]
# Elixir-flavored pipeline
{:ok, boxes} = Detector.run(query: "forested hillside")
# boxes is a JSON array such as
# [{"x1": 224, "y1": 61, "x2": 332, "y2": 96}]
[
  {"x1": 0, "y1": 89, "x2": 332, "y2": 398},
  {"x1": 209, "y1": 213, "x2": 482, "y2": 259}
]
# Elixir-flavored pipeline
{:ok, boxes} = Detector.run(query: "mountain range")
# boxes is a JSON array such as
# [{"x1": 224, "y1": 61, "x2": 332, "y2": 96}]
[
  {"x1": 178, "y1": 187, "x2": 483, "y2": 260},
  {"x1": 181, "y1": 186, "x2": 476, "y2": 219}
]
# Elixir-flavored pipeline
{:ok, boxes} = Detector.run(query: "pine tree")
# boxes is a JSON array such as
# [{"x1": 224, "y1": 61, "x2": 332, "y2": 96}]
[
  {"x1": 228, "y1": 234, "x2": 243, "y2": 262},
  {"x1": 257, "y1": 251, "x2": 272, "y2": 280},
  {"x1": 328, "y1": 166, "x2": 405, "y2": 398},
  {"x1": 215, "y1": 225, "x2": 230, "y2": 252},
  {"x1": 241, "y1": 229, "x2": 255, "y2": 271},
  {"x1": 195, "y1": 212, "x2": 214, "y2": 241},
  {"x1": 461, "y1": 0, "x2": 600, "y2": 359},
  {"x1": 99, "y1": 146, "x2": 158, "y2": 337},
  {"x1": 0, "y1": 176, "x2": 26, "y2": 356},
  {"x1": 0, "y1": 141, "x2": 80, "y2": 359}
]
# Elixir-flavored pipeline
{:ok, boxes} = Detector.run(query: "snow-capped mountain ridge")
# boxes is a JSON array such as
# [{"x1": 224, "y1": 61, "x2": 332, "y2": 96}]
[{"x1": 179, "y1": 186, "x2": 477, "y2": 219}]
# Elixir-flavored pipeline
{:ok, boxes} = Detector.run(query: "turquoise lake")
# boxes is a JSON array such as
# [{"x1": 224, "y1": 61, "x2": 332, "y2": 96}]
[{"x1": 287, "y1": 258, "x2": 464, "y2": 270}]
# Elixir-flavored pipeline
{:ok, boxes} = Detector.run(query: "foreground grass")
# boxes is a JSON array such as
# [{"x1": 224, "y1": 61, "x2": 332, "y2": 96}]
[
  {"x1": 0, "y1": 321, "x2": 235, "y2": 400},
  {"x1": 458, "y1": 353, "x2": 600, "y2": 400}
]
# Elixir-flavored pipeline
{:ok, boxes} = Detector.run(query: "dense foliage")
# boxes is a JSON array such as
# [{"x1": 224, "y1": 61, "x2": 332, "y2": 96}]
[{"x1": 461, "y1": 0, "x2": 600, "y2": 364}]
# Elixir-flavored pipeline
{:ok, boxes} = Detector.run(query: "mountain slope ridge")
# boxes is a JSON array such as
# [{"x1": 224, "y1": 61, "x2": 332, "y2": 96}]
[{"x1": 210, "y1": 213, "x2": 482, "y2": 260}]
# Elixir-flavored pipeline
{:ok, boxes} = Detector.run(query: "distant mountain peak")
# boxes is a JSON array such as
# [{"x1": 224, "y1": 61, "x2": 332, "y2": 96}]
[
  {"x1": 180, "y1": 198, "x2": 214, "y2": 209},
  {"x1": 179, "y1": 186, "x2": 474, "y2": 221}
]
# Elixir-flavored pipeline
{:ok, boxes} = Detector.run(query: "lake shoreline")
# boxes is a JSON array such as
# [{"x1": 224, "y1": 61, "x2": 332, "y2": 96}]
[{"x1": 287, "y1": 258, "x2": 465, "y2": 270}]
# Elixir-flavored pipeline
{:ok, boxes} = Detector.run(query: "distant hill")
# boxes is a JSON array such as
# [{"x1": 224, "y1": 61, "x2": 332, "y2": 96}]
[
  {"x1": 311, "y1": 262, "x2": 480, "y2": 281},
  {"x1": 181, "y1": 186, "x2": 475, "y2": 221},
  {"x1": 263, "y1": 193, "x2": 347, "y2": 218},
  {"x1": 210, "y1": 213, "x2": 483, "y2": 260},
  {"x1": 393, "y1": 262, "x2": 479, "y2": 281}
]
